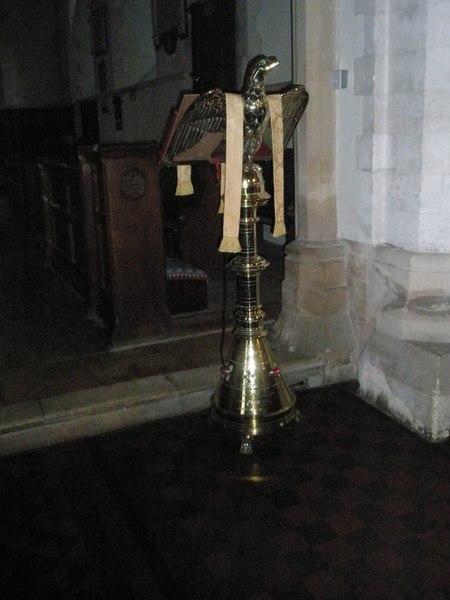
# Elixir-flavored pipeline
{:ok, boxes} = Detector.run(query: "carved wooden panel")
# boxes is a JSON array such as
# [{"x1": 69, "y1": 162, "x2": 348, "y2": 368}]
[{"x1": 98, "y1": 144, "x2": 169, "y2": 345}]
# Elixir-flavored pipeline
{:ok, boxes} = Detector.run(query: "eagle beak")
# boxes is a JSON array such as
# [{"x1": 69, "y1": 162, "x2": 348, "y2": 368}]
[{"x1": 264, "y1": 56, "x2": 280, "y2": 71}]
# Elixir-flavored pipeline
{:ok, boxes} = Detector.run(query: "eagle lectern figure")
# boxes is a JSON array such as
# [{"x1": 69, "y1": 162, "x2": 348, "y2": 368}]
[
  {"x1": 163, "y1": 56, "x2": 308, "y2": 454},
  {"x1": 166, "y1": 54, "x2": 308, "y2": 162}
]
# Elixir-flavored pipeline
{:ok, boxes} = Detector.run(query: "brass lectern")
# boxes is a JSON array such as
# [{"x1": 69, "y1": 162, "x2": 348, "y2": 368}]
[{"x1": 163, "y1": 56, "x2": 308, "y2": 453}]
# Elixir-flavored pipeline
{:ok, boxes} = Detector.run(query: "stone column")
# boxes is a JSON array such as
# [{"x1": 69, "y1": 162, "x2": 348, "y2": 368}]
[
  {"x1": 271, "y1": 0, "x2": 356, "y2": 382},
  {"x1": 357, "y1": 0, "x2": 450, "y2": 441},
  {"x1": 360, "y1": 247, "x2": 450, "y2": 441}
]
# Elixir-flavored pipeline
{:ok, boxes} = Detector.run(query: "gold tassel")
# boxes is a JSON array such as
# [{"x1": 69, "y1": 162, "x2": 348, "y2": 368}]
[
  {"x1": 218, "y1": 162, "x2": 225, "y2": 213},
  {"x1": 273, "y1": 222, "x2": 287, "y2": 237},
  {"x1": 218, "y1": 236, "x2": 241, "y2": 253},
  {"x1": 219, "y1": 93, "x2": 243, "y2": 253},
  {"x1": 267, "y1": 95, "x2": 285, "y2": 234},
  {"x1": 175, "y1": 165, "x2": 194, "y2": 196}
]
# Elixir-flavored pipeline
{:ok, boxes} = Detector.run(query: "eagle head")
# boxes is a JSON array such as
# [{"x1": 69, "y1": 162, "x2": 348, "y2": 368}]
[{"x1": 243, "y1": 55, "x2": 280, "y2": 91}]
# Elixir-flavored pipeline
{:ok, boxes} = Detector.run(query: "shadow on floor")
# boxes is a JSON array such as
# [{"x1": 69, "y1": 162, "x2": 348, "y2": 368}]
[{"x1": 2, "y1": 382, "x2": 450, "y2": 599}]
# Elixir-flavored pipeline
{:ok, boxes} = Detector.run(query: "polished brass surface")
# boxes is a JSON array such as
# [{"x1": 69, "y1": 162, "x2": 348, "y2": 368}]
[
  {"x1": 211, "y1": 162, "x2": 296, "y2": 439},
  {"x1": 164, "y1": 55, "x2": 308, "y2": 166},
  {"x1": 163, "y1": 55, "x2": 307, "y2": 449}
]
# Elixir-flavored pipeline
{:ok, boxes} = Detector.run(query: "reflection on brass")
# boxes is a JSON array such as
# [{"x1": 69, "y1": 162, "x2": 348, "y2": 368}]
[
  {"x1": 162, "y1": 55, "x2": 308, "y2": 452},
  {"x1": 211, "y1": 162, "x2": 296, "y2": 448}
]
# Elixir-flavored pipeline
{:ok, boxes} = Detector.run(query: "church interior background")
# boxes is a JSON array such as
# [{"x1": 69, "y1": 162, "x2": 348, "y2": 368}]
[{"x1": 2, "y1": 1, "x2": 450, "y2": 597}]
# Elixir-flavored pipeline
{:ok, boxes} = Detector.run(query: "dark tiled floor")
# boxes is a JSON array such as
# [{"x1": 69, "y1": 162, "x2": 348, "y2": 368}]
[{"x1": 2, "y1": 382, "x2": 450, "y2": 599}]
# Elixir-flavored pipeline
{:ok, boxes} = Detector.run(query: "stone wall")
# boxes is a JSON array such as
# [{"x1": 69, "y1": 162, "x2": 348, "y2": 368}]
[
  {"x1": 356, "y1": 1, "x2": 450, "y2": 440},
  {"x1": 359, "y1": 245, "x2": 450, "y2": 441},
  {"x1": 67, "y1": 0, "x2": 293, "y2": 144},
  {"x1": 272, "y1": 1, "x2": 358, "y2": 383},
  {"x1": 67, "y1": 0, "x2": 191, "y2": 143},
  {"x1": 281, "y1": 0, "x2": 450, "y2": 440},
  {"x1": 237, "y1": 0, "x2": 292, "y2": 88}
]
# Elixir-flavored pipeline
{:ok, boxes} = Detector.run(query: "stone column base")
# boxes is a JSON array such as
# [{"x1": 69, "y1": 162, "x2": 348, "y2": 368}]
[
  {"x1": 359, "y1": 331, "x2": 450, "y2": 441},
  {"x1": 270, "y1": 239, "x2": 357, "y2": 382},
  {"x1": 358, "y1": 245, "x2": 450, "y2": 441}
]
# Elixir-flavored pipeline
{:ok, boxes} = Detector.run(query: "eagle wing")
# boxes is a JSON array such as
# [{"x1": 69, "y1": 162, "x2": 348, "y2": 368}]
[
  {"x1": 164, "y1": 88, "x2": 227, "y2": 164},
  {"x1": 259, "y1": 84, "x2": 309, "y2": 156},
  {"x1": 162, "y1": 84, "x2": 308, "y2": 163}
]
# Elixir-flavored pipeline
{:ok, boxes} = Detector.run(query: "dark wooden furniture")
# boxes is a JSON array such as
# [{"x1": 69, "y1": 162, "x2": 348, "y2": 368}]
[
  {"x1": 39, "y1": 159, "x2": 88, "y2": 298},
  {"x1": 165, "y1": 258, "x2": 208, "y2": 314},
  {"x1": 79, "y1": 143, "x2": 169, "y2": 345},
  {"x1": 159, "y1": 162, "x2": 223, "y2": 280},
  {"x1": 40, "y1": 144, "x2": 170, "y2": 346},
  {"x1": 39, "y1": 142, "x2": 222, "y2": 345},
  {"x1": 4, "y1": 154, "x2": 28, "y2": 226},
  {"x1": 1, "y1": 105, "x2": 73, "y2": 250}
]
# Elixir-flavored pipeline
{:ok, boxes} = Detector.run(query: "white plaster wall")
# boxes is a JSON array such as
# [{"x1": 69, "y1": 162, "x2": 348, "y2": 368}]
[
  {"x1": 68, "y1": 0, "x2": 96, "y2": 100},
  {"x1": 67, "y1": 0, "x2": 293, "y2": 143},
  {"x1": 0, "y1": 0, "x2": 69, "y2": 107},
  {"x1": 68, "y1": 0, "x2": 191, "y2": 142},
  {"x1": 98, "y1": 0, "x2": 190, "y2": 142},
  {"x1": 237, "y1": 0, "x2": 292, "y2": 88},
  {"x1": 69, "y1": 0, "x2": 156, "y2": 99},
  {"x1": 97, "y1": 73, "x2": 191, "y2": 143},
  {"x1": 110, "y1": 0, "x2": 156, "y2": 87}
]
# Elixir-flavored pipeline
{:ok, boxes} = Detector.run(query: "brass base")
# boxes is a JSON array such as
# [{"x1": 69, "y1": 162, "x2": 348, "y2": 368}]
[
  {"x1": 211, "y1": 161, "x2": 296, "y2": 442},
  {"x1": 210, "y1": 332, "x2": 296, "y2": 436}
]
